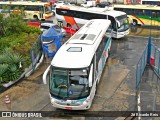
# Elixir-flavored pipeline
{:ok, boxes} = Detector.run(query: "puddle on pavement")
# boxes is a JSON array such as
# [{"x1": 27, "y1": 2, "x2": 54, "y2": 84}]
[
  {"x1": 107, "y1": 57, "x2": 120, "y2": 68},
  {"x1": 90, "y1": 57, "x2": 135, "y2": 111},
  {"x1": 98, "y1": 81, "x2": 135, "y2": 111},
  {"x1": 129, "y1": 26, "x2": 160, "y2": 38}
]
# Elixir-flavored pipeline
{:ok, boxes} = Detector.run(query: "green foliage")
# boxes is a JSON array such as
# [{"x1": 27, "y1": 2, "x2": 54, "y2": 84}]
[
  {"x1": 8, "y1": 64, "x2": 21, "y2": 81},
  {"x1": 0, "y1": 55, "x2": 5, "y2": 64},
  {"x1": 0, "y1": 64, "x2": 9, "y2": 83},
  {"x1": 0, "y1": 48, "x2": 25, "y2": 83},
  {"x1": 0, "y1": 14, "x2": 41, "y2": 84},
  {"x1": 2, "y1": 14, "x2": 41, "y2": 36}
]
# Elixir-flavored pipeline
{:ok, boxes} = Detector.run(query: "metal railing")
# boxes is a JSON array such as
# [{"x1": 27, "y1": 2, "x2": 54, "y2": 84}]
[
  {"x1": 30, "y1": 35, "x2": 43, "y2": 71},
  {"x1": 136, "y1": 45, "x2": 148, "y2": 90}
]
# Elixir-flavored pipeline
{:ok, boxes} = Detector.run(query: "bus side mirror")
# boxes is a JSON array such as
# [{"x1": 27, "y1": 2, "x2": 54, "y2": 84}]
[
  {"x1": 43, "y1": 65, "x2": 50, "y2": 84},
  {"x1": 89, "y1": 64, "x2": 93, "y2": 87},
  {"x1": 117, "y1": 21, "x2": 120, "y2": 28}
]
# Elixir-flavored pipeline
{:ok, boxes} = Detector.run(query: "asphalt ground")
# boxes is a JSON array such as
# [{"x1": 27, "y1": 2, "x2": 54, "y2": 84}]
[{"x1": 0, "y1": 22, "x2": 160, "y2": 119}]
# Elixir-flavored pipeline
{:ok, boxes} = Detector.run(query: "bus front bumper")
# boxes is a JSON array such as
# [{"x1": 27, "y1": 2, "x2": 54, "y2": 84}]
[
  {"x1": 113, "y1": 29, "x2": 130, "y2": 39},
  {"x1": 45, "y1": 14, "x2": 53, "y2": 19},
  {"x1": 50, "y1": 97, "x2": 91, "y2": 110}
]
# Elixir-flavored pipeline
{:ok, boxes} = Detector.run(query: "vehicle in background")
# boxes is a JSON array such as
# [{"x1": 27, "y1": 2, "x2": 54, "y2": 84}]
[
  {"x1": 40, "y1": 23, "x2": 66, "y2": 36},
  {"x1": 54, "y1": 3, "x2": 129, "y2": 38},
  {"x1": 96, "y1": 2, "x2": 111, "y2": 8},
  {"x1": 70, "y1": 0, "x2": 85, "y2": 5},
  {"x1": 81, "y1": 1, "x2": 96, "y2": 7},
  {"x1": 43, "y1": 19, "x2": 112, "y2": 110},
  {"x1": 114, "y1": 4, "x2": 160, "y2": 26},
  {"x1": 141, "y1": 0, "x2": 160, "y2": 6},
  {"x1": 0, "y1": 1, "x2": 53, "y2": 20}
]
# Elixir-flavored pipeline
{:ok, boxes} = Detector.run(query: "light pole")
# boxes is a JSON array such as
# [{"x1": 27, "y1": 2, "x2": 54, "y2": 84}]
[
  {"x1": 150, "y1": 15, "x2": 152, "y2": 37},
  {"x1": 150, "y1": 12, "x2": 155, "y2": 37}
]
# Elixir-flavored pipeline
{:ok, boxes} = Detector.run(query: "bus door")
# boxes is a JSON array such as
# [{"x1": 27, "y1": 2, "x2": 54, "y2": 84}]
[
  {"x1": 108, "y1": 16, "x2": 117, "y2": 38},
  {"x1": 151, "y1": 11, "x2": 157, "y2": 26},
  {"x1": 39, "y1": 6, "x2": 44, "y2": 19}
]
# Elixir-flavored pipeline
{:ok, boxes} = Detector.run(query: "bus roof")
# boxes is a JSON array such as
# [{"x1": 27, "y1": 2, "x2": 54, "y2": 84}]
[
  {"x1": 0, "y1": 1, "x2": 50, "y2": 6},
  {"x1": 56, "y1": 4, "x2": 126, "y2": 18},
  {"x1": 114, "y1": 4, "x2": 160, "y2": 10},
  {"x1": 51, "y1": 19, "x2": 111, "y2": 69}
]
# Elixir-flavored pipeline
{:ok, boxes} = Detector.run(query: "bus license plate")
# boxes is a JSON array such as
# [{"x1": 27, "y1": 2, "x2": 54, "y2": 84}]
[{"x1": 65, "y1": 107, "x2": 72, "y2": 110}]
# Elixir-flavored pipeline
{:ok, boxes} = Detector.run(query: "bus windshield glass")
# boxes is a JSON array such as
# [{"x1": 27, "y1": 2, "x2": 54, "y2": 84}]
[
  {"x1": 49, "y1": 66, "x2": 90, "y2": 100},
  {"x1": 116, "y1": 15, "x2": 129, "y2": 32},
  {"x1": 44, "y1": 6, "x2": 52, "y2": 14}
]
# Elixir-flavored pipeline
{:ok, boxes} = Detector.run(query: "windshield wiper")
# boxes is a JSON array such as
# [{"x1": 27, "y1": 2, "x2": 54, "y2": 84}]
[{"x1": 57, "y1": 80, "x2": 65, "y2": 97}]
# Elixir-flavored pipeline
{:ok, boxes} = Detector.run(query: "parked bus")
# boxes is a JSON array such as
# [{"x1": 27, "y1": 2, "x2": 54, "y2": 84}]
[
  {"x1": 114, "y1": 4, "x2": 160, "y2": 26},
  {"x1": 141, "y1": 0, "x2": 160, "y2": 6},
  {"x1": 43, "y1": 19, "x2": 112, "y2": 110},
  {"x1": 0, "y1": 1, "x2": 53, "y2": 20},
  {"x1": 53, "y1": 3, "x2": 129, "y2": 39}
]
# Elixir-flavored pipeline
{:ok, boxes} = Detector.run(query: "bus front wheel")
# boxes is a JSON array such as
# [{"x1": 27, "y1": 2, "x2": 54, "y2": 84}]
[
  {"x1": 67, "y1": 23, "x2": 71, "y2": 28},
  {"x1": 132, "y1": 19, "x2": 138, "y2": 26},
  {"x1": 33, "y1": 15, "x2": 39, "y2": 21}
]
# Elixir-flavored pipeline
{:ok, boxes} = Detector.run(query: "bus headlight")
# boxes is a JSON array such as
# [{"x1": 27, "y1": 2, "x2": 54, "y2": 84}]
[
  {"x1": 82, "y1": 99, "x2": 90, "y2": 105},
  {"x1": 76, "y1": 102, "x2": 83, "y2": 105},
  {"x1": 51, "y1": 98, "x2": 56, "y2": 104}
]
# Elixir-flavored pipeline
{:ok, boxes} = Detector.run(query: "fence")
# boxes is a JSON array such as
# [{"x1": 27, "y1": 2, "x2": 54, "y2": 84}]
[
  {"x1": 136, "y1": 37, "x2": 160, "y2": 90},
  {"x1": 30, "y1": 35, "x2": 43, "y2": 71},
  {"x1": 150, "y1": 41, "x2": 160, "y2": 77},
  {"x1": 136, "y1": 45, "x2": 148, "y2": 90}
]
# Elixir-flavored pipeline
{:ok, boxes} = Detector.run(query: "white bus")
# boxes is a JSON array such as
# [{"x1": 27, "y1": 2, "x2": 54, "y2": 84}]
[
  {"x1": 0, "y1": 1, "x2": 53, "y2": 20},
  {"x1": 53, "y1": 3, "x2": 129, "y2": 38},
  {"x1": 43, "y1": 19, "x2": 112, "y2": 110}
]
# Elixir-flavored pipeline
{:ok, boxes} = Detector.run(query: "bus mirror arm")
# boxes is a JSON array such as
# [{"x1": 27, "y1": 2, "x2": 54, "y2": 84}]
[
  {"x1": 89, "y1": 64, "x2": 93, "y2": 87},
  {"x1": 43, "y1": 65, "x2": 51, "y2": 84}
]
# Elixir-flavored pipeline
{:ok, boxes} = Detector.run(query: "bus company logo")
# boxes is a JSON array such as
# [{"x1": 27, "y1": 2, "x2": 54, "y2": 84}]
[{"x1": 2, "y1": 112, "x2": 11, "y2": 117}]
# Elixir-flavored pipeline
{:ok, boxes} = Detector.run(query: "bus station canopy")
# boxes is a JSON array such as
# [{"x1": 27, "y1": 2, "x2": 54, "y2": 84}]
[
  {"x1": 41, "y1": 26, "x2": 63, "y2": 40},
  {"x1": 41, "y1": 27, "x2": 63, "y2": 58}
]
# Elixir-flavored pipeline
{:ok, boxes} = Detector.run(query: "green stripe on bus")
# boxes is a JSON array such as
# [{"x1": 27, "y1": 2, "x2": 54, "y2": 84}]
[{"x1": 138, "y1": 16, "x2": 160, "y2": 22}]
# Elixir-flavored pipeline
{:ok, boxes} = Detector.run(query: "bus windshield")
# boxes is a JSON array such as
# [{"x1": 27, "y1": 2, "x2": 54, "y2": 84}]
[
  {"x1": 49, "y1": 66, "x2": 90, "y2": 100},
  {"x1": 116, "y1": 15, "x2": 129, "y2": 32},
  {"x1": 44, "y1": 6, "x2": 52, "y2": 14}
]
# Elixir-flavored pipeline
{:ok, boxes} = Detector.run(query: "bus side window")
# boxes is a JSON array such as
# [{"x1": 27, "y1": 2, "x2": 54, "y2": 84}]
[
  {"x1": 145, "y1": 10, "x2": 151, "y2": 16},
  {"x1": 128, "y1": 9, "x2": 132, "y2": 15},
  {"x1": 156, "y1": 11, "x2": 159, "y2": 18},
  {"x1": 151, "y1": 11, "x2": 156, "y2": 18},
  {"x1": 137, "y1": 9, "x2": 142, "y2": 16},
  {"x1": 142, "y1": 10, "x2": 145, "y2": 16},
  {"x1": 39, "y1": 6, "x2": 44, "y2": 13}
]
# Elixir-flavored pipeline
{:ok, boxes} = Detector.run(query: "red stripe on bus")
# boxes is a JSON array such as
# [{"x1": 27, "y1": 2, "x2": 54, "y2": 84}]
[
  {"x1": 132, "y1": 15, "x2": 144, "y2": 25},
  {"x1": 60, "y1": 6, "x2": 80, "y2": 30},
  {"x1": 64, "y1": 16, "x2": 80, "y2": 30}
]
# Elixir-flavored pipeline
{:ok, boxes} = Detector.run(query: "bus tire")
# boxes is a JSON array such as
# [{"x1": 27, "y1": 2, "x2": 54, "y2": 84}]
[
  {"x1": 132, "y1": 19, "x2": 137, "y2": 26},
  {"x1": 67, "y1": 23, "x2": 71, "y2": 28},
  {"x1": 33, "y1": 15, "x2": 39, "y2": 21},
  {"x1": 108, "y1": 50, "x2": 110, "y2": 56}
]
